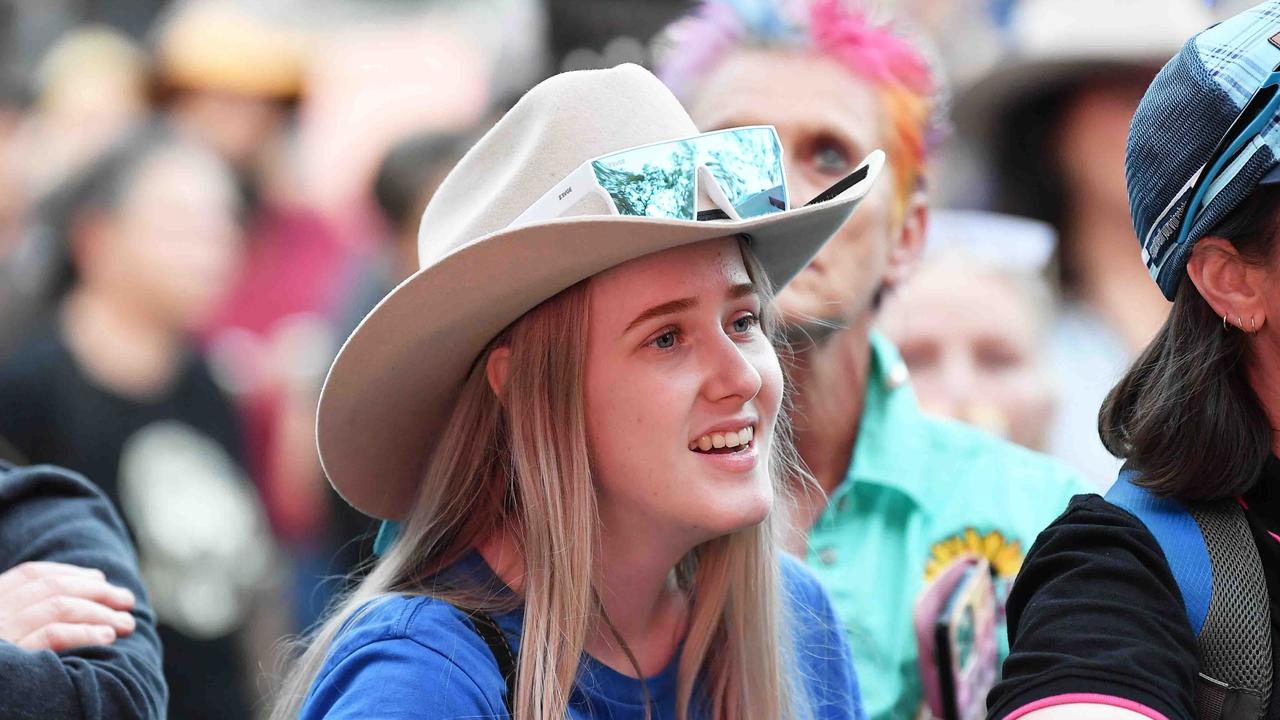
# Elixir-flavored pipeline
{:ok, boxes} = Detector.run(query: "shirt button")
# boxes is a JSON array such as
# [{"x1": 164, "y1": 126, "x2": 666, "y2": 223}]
[
  {"x1": 817, "y1": 547, "x2": 838, "y2": 566},
  {"x1": 887, "y1": 361, "x2": 910, "y2": 389}
]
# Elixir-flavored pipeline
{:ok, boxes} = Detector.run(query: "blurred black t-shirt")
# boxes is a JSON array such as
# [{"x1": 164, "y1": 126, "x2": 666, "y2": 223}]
[
  {"x1": 989, "y1": 458, "x2": 1280, "y2": 720},
  {"x1": 0, "y1": 323, "x2": 260, "y2": 720}
]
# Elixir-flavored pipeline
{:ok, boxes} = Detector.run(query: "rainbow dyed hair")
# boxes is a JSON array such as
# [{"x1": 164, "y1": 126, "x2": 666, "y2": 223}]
[{"x1": 658, "y1": 0, "x2": 942, "y2": 208}]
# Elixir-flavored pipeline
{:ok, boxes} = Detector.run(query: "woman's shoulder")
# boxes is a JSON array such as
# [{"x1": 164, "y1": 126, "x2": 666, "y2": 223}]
[
  {"x1": 1010, "y1": 492, "x2": 1184, "y2": 619},
  {"x1": 330, "y1": 593, "x2": 477, "y2": 652},
  {"x1": 303, "y1": 594, "x2": 509, "y2": 718},
  {"x1": 1030, "y1": 492, "x2": 1174, "y2": 557},
  {"x1": 988, "y1": 494, "x2": 1199, "y2": 720}
]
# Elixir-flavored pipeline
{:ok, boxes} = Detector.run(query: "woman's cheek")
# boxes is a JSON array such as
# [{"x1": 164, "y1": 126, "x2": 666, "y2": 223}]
[{"x1": 753, "y1": 342, "x2": 785, "y2": 416}]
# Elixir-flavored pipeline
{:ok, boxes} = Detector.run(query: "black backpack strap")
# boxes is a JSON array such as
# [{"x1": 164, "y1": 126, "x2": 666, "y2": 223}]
[
  {"x1": 466, "y1": 609, "x2": 517, "y2": 715},
  {"x1": 1107, "y1": 471, "x2": 1272, "y2": 720},
  {"x1": 1188, "y1": 501, "x2": 1272, "y2": 720}
]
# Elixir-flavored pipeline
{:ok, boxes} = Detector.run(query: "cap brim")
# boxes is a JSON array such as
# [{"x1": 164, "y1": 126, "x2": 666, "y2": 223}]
[{"x1": 318, "y1": 151, "x2": 884, "y2": 520}]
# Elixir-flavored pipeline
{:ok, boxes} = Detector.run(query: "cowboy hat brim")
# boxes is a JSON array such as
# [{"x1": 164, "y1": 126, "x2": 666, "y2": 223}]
[{"x1": 318, "y1": 151, "x2": 884, "y2": 520}]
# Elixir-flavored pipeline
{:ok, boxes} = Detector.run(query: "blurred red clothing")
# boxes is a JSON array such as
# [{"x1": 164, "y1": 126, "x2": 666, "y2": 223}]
[{"x1": 201, "y1": 203, "x2": 357, "y2": 543}]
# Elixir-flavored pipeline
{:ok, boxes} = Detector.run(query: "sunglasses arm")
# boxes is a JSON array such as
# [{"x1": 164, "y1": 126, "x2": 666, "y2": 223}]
[
  {"x1": 695, "y1": 165, "x2": 745, "y2": 221},
  {"x1": 507, "y1": 161, "x2": 620, "y2": 229}
]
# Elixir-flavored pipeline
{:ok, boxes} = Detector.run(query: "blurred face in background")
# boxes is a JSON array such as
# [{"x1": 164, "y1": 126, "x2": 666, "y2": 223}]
[
  {"x1": 168, "y1": 89, "x2": 289, "y2": 171},
  {"x1": 877, "y1": 254, "x2": 1056, "y2": 450},
  {"x1": 81, "y1": 144, "x2": 243, "y2": 332},
  {"x1": 1054, "y1": 71, "x2": 1153, "y2": 223},
  {"x1": 687, "y1": 49, "x2": 900, "y2": 332}
]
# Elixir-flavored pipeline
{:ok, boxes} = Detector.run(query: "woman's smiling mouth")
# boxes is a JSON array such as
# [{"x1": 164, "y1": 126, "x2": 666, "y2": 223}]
[{"x1": 689, "y1": 425, "x2": 755, "y2": 453}]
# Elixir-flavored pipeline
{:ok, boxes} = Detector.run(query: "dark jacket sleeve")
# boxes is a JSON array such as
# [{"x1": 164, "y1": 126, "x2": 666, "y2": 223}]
[
  {"x1": 0, "y1": 464, "x2": 166, "y2": 720},
  {"x1": 986, "y1": 495, "x2": 1199, "y2": 720}
]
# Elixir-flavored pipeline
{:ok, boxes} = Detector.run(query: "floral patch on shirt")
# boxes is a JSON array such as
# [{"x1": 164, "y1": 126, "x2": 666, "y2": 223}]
[{"x1": 925, "y1": 528, "x2": 1023, "y2": 581}]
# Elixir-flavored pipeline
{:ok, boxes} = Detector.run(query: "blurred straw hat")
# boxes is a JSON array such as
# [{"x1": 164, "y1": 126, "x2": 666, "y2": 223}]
[
  {"x1": 316, "y1": 64, "x2": 884, "y2": 520},
  {"x1": 953, "y1": 0, "x2": 1213, "y2": 140},
  {"x1": 152, "y1": 0, "x2": 305, "y2": 99},
  {"x1": 36, "y1": 26, "x2": 148, "y2": 110}
]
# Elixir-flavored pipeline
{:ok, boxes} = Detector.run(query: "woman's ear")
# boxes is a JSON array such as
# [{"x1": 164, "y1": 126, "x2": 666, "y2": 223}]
[
  {"x1": 485, "y1": 346, "x2": 512, "y2": 399},
  {"x1": 1186, "y1": 237, "x2": 1268, "y2": 331}
]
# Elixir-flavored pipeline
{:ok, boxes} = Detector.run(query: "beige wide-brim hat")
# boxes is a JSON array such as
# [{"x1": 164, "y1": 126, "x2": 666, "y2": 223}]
[
  {"x1": 953, "y1": 0, "x2": 1212, "y2": 141},
  {"x1": 317, "y1": 63, "x2": 884, "y2": 520}
]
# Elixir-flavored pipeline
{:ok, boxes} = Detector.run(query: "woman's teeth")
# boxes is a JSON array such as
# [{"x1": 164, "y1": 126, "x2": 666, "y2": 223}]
[{"x1": 689, "y1": 425, "x2": 754, "y2": 452}]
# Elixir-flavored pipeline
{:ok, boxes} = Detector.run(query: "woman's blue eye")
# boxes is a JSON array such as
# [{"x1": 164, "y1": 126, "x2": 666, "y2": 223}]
[
  {"x1": 732, "y1": 315, "x2": 759, "y2": 333},
  {"x1": 654, "y1": 331, "x2": 677, "y2": 349}
]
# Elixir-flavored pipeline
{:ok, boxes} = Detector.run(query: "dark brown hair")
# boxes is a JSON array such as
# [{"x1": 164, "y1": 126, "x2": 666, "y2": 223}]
[{"x1": 1099, "y1": 185, "x2": 1280, "y2": 500}]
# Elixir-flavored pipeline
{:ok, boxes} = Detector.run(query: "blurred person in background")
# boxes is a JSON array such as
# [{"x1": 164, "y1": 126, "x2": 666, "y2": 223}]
[
  {"x1": 17, "y1": 27, "x2": 150, "y2": 197},
  {"x1": 364, "y1": 130, "x2": 475, "y2": 302},
  {"x1": 877, "y1": 210, "x2": 1058, "y2": 452},
  {"x1": 0, "y1": 27, "x2": 150, "y2": 359},
  {"x1": 952, "y1": 0, "x2": 1213, "y2": 487},
  {"x1": 150, "y1": 0, "x2": 356, "y2": 638},
  {"x1": 152, "y1": 0, "x2": 302, "y2": 201},
  {"x1": 0, "y1": 462, "x2": 165, "y2": 719},
  {"x1": 0, "y1": 72, "x2": 35, "y2": 364},
  {"x1": 658, "y1": 2, "x2": 1086, "y2": 718},
  {"x1": 0, "y1": 126, "x2": 272, "y2": 720}
]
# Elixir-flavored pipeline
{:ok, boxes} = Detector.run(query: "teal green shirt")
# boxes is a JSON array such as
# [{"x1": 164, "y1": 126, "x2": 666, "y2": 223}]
[{"x1": 805, "y1": 333, "x2": 1087, "y2": 720}]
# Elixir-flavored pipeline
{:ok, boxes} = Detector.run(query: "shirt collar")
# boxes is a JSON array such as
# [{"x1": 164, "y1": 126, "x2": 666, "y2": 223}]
[{"x1": 826, "y1": 330, "x2": 933, "y2": 510}]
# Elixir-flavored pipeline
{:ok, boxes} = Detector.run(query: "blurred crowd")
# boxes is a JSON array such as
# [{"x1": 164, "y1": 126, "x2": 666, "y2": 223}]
[{"x1": 0, "y1": 0, "x2": 1245, "y2": 717}]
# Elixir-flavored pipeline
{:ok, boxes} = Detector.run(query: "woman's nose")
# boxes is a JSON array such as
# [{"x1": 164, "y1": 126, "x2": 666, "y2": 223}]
[{"x1": 700, "y1": 333, "x2": 763, "y2": 404}]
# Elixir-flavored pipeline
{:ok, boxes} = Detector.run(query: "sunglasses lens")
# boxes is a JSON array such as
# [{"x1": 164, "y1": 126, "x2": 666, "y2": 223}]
[
  {"x1": 698, "y1": 127, "x2": 788, "y2": 219},
  {"x1": 590, "y1": 127, "x2": 787, "y2": 221},
  {"x1": 592, "y1": 142, "x2": 697, "y2": 219}
]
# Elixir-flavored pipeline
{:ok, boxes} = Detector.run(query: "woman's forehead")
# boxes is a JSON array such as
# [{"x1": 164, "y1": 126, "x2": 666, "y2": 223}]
[{"x1": 589, "y1": 238, "x2": 750, "y2": 309}]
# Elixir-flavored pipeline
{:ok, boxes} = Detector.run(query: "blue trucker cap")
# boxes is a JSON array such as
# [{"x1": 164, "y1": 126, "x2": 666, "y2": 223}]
[{"x1": 1130, "y1": 1, "x2": 1280, "y2": 300}]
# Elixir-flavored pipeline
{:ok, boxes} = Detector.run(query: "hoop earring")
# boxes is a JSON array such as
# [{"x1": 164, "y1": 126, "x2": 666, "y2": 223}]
[
  {"x1": 1224, "y1": 313, "x2": 1230, "y2": 330},
  {"x1": 1252, "y1": 315, "x2": 1260, "y2": 335}
]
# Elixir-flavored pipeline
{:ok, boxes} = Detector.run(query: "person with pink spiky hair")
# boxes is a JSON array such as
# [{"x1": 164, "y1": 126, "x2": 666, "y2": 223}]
[{"x1": 657, "y1": 2, "x2": 1088, "y2": 718}]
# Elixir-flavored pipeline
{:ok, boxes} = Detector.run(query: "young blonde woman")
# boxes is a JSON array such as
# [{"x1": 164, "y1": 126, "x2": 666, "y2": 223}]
[{"x1": 272, "y1": 64, "x2": 884, "y2": 720}]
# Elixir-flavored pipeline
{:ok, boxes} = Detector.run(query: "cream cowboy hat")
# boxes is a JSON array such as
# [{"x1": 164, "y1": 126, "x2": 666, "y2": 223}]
[
  {"x1": 317, "y1": 63, "x2": 883, "y2": 520},
  {"x1": 953, "y1": 0, "x2": 1212, "y2": 141}
]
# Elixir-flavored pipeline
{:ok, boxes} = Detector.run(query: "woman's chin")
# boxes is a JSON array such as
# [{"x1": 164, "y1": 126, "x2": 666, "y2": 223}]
[{"x1": 695, "y1": 489, "x2": 774, "y2": 537}]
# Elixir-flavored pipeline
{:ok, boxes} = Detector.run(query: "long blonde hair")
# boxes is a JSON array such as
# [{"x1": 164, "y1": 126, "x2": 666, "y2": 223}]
[{"x1": 272, "y1": 241, "x2": 814, "y2": 719}]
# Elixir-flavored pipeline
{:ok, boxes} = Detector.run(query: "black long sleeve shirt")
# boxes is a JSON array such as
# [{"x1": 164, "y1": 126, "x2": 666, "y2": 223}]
[{"x1": 0, "y1": 462, "x2": 166, "y2": 719}]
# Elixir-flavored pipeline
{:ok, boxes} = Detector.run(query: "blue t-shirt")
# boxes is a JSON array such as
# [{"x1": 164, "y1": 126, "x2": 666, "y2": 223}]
[{"x1": 301, "y1": 553, "x2": 863, "y2": 719}]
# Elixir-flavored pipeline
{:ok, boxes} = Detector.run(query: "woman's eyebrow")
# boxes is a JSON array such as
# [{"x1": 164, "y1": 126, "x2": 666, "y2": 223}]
[
  {"x1": 622, "y1": 283, "x2": 757, "y2": 336},
  {"x1": 624, "y1": 297, "x2": 697, "y2": 335}
]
